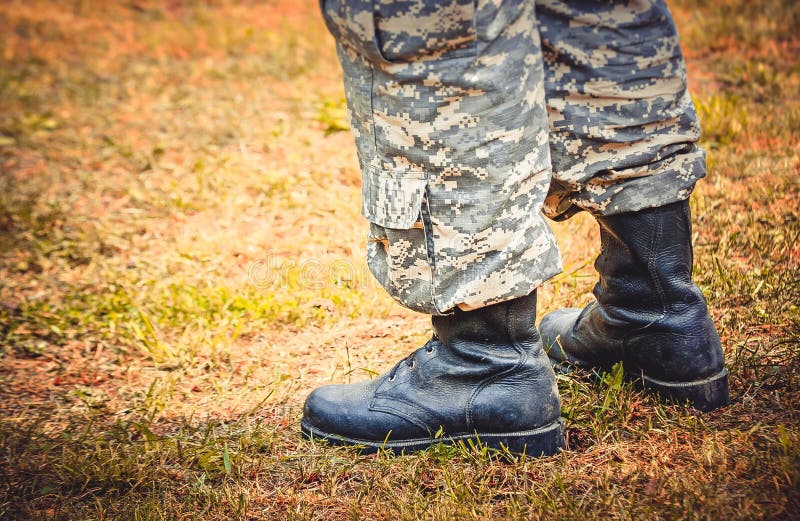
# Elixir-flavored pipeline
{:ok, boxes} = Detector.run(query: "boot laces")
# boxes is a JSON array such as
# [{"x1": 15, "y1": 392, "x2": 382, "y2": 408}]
[{"x1": 387, "y1": 337, "x2": 436, "y2": 381}]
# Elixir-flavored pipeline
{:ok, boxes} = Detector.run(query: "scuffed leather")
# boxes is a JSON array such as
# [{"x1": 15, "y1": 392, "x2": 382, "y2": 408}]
[
  {"x1": 303, "y1": 292, "x2": 561, "y2": 442},
  {"x1": 541, "y1": 200, "x2": 725, "y2": 382}
]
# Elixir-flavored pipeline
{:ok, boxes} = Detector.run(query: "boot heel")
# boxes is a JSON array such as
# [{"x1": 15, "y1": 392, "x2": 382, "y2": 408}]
[
  {"x1": 479, "y1": 419, "x2": 565, "y2": 457},
  {"x1": 638, "y1": 368, "x2": 730, "y2": 412}
]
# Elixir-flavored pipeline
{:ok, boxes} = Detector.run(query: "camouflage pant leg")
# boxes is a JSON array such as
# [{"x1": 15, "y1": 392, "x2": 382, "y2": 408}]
[
  {"x1": 536, "y1": 0, "x2": 706, "y2": 219},
  {"x1": 320, "y1": 0, "x2": 563, "y2": 314}
]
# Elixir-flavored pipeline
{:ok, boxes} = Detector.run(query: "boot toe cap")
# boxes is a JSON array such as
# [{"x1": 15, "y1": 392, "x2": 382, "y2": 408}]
[
  {"x1": 302, "y1": 382, "x2": 370, "y2": 437},
  {"x1": 302, "y1": 380, "x2": 428, "y2": 444}
]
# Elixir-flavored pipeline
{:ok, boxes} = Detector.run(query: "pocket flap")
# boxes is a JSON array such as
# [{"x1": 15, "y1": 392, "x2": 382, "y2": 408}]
[{"x1": 362, "y1": 167, "x2": 427, "y2": 229}]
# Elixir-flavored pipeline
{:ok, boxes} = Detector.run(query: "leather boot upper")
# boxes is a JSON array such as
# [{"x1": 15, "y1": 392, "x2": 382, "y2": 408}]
[
  {"x1": 541, "y1": 200, "x2": 725, "y2": 382},
  {"x1": 303, "y1": 292, "x2": 561, "y2": 442}
]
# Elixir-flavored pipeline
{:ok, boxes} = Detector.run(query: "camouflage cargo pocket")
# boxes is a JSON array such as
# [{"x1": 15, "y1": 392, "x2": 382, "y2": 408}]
[
  {"x1": 373, "y1": 0, "x2": 478, "y2": 63},
  {"x1": 362, "y1": 168, "x2": 442, "y2": 314},
  {"x1": 320, "y1": 0, "x2": 478, "y2": 65}
]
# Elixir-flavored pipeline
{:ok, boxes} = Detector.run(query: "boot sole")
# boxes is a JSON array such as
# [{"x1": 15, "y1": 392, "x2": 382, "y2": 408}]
[
  {"x1": 553, "y1": 361, "x2": 729, "y2": 412},
  {"x1": 301, "y1": 418, "x2": 564, "y2": 457},
  {"x1": 635, "y1": 368, "x2": 730, "y2": 412}
]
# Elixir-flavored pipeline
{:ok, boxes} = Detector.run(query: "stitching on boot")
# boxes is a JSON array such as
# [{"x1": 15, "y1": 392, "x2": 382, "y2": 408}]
[
  {"x1": 649, "y1": 212, "x2": 668, "y2": 323},
  {"x1": 621, "y1": 212, "x2": 668, "y2": 353},
  {"x1": 369, "y1": 398, "x2": 439, "y2": 435}
]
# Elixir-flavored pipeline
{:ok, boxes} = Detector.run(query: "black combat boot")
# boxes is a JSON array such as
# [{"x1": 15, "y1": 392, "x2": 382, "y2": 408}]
[
  {"x1": 301, "y1": 292, "x2": 564, "y2": 456},
  {"x1": 540, "y1": 200, "x2": 729, "y2": 411}
]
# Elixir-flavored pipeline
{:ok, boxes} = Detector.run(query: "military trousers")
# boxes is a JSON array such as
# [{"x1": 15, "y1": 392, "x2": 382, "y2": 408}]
[{"x1": 320, "y1": 0, "x2": 706, "y2": 314}]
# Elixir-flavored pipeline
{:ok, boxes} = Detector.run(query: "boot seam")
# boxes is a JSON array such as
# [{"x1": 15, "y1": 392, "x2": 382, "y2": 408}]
[
  {"x1": 621, "y1": 212, "x2": 669, "y2": 353},
  {"x1": 650, "y1": 212, "x2": 669, "y2": 322},
  {"x1": 369, "y1": 398, "x2": 438, "y2": 435}
]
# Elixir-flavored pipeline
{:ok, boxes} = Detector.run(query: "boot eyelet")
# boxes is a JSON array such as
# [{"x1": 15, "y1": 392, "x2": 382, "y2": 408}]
[
  {"x1": 408, "y1": 359, "x2": 416, "y2": 369},
  {"x1": 388, "y1": 375, "x2": 396, "y2": 382}
]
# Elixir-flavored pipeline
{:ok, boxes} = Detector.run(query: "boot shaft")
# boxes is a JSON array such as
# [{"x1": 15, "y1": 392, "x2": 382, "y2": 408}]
[
  {"x1": 594, "y1": 200, "x2": 708, "y2": 326},
  {"x1": 424, "y1": 292, "x2": 560, "y2": 433},
  {"x1": 432, "y1": 291, "x2": 540, "y2": 349}
]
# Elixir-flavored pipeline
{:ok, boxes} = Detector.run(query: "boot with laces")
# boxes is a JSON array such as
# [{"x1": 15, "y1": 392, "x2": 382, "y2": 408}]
[{"x1": 301, "y1": 291, "x2": 564, "y2": 456}]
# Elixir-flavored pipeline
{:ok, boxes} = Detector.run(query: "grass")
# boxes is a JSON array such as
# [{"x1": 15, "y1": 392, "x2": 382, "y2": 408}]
[{"x1": 0, "y1": 0, "x2": 798, "y2": 519}]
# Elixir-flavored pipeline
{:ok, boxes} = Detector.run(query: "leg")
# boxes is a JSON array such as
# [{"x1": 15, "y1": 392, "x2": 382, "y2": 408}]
[
  {"x1": 536, "y1": 0, "x2": 729, "y2": 411},
  {"x1": 302, "y1": 0, "x2": 564, "y2": 455},
  {"x1": 322, "y1": 0, "x2": 562, "y2": 314}
]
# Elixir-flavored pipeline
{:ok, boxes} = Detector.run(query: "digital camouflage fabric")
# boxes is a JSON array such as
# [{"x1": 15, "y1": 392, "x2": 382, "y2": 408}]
[
  {"x1": 538, "y1": 0, "x2": 705, "y2": 220},
  {"x1": 319, "y1": 0, "x2": 705, "y2": 314}
]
